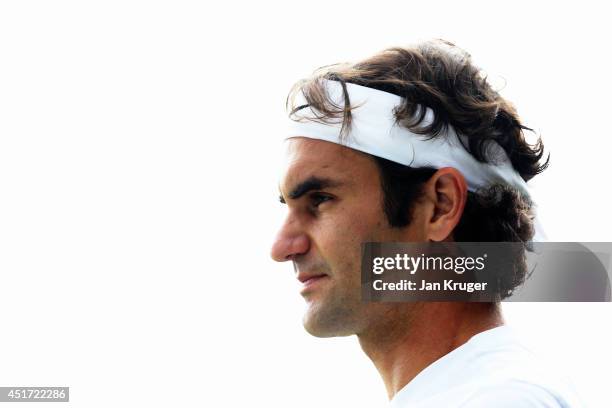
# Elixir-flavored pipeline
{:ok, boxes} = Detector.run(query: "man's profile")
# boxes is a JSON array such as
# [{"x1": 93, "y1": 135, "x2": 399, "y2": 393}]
[{"x1": 271, "y1": 40, "x2": 582, "y2": 407}]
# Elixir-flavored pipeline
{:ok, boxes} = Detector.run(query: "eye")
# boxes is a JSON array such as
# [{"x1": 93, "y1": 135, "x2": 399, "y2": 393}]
[{"x1": 310, "y1": 193, "x2": 333, "y2": 208}]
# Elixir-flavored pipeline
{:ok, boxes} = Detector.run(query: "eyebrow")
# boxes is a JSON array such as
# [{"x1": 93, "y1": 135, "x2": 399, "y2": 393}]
[{"x1": 279, "y1": 176, "x2": 343, "y2": 203}]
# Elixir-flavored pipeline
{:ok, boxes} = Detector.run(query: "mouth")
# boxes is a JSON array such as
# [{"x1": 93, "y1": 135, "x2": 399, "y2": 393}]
[{"x1": 297, "y1": 274, "x2": 329, "y2": 293}]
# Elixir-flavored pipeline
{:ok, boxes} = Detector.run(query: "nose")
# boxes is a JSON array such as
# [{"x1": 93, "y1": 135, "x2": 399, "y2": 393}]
[{"x1": 270, "y1": 216, "x2": 310, "y2": 262}]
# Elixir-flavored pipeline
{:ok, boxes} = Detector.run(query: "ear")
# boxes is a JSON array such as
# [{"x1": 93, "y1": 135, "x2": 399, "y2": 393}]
[{"x1": 421, "y1": 167, "x2": 468, "y2": 242}]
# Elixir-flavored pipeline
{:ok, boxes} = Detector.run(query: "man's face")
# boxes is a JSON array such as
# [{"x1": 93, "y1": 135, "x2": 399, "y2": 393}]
[{"x1": 271, "y1": 138, "x2": 427, "y2": 337}]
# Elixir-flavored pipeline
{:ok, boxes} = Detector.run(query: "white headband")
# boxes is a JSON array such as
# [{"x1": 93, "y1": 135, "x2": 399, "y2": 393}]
[{"x1": 284, "y1": 79, "x2": 547, "y2": 242}]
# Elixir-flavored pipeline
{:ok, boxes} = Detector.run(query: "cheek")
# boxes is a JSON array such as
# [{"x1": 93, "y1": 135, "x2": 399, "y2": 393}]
[
  {"x1": 318, "y1": 210, "x2": 384, "y2": 275},
  {"x1": 309, "y1": 192, "x2": 388, "y2": 265}
]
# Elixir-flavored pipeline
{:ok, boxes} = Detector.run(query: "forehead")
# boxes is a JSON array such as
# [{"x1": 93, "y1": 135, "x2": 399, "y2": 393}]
[{"x1": 280, "y1": 137, "x2": 377, "y2": 184}]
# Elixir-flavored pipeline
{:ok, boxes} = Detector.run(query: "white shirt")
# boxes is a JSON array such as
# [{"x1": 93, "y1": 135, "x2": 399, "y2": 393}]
[{"x1": 389, "y1": 326, "x2": 584, "y2": 407}]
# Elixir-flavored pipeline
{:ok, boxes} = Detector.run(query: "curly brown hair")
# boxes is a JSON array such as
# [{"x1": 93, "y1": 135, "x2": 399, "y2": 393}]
[
  {"x1": 286, "y1": 40, "x2": 549, "y2": 297},
  {"x1": 286, "y1": 39, "x2": 548, "y2": 242}
]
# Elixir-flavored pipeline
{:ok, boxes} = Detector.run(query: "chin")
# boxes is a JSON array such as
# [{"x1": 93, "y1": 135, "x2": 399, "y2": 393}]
[{"x1": 302, "y1": 302, "x2": 358, "y2": 338}]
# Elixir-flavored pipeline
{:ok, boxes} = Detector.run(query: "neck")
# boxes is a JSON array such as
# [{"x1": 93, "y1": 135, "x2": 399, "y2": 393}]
[{"x1": 357, "y1": 302, "x2": 503, "y2": 400}]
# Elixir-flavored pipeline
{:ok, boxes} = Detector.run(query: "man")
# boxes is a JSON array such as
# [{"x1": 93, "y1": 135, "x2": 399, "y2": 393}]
[{"x1": 271, "y1": 40, "x2": 582, "y2": 407}]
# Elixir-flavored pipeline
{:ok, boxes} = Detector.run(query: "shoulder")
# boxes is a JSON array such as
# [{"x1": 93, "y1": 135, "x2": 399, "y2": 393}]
[
  {"x1": 460, "y1": 382, "x2": 580, "y2": 408},
  {"x1": 390, "y1": 327, "x2": 584, "y2": 408}
]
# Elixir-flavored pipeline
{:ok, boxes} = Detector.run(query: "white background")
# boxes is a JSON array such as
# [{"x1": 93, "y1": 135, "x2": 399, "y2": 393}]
[{"x1": 0, "y1": 1, "x2": 610, "y2": 407}]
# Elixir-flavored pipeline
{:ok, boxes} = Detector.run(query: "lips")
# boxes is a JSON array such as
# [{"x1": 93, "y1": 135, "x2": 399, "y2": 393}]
[
  {"x1": 297, "y1": 273, "x2": 327, "y2": 284},
  {"x1": 297, "y1": 273, "x2": 329, "y2": 292}
]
